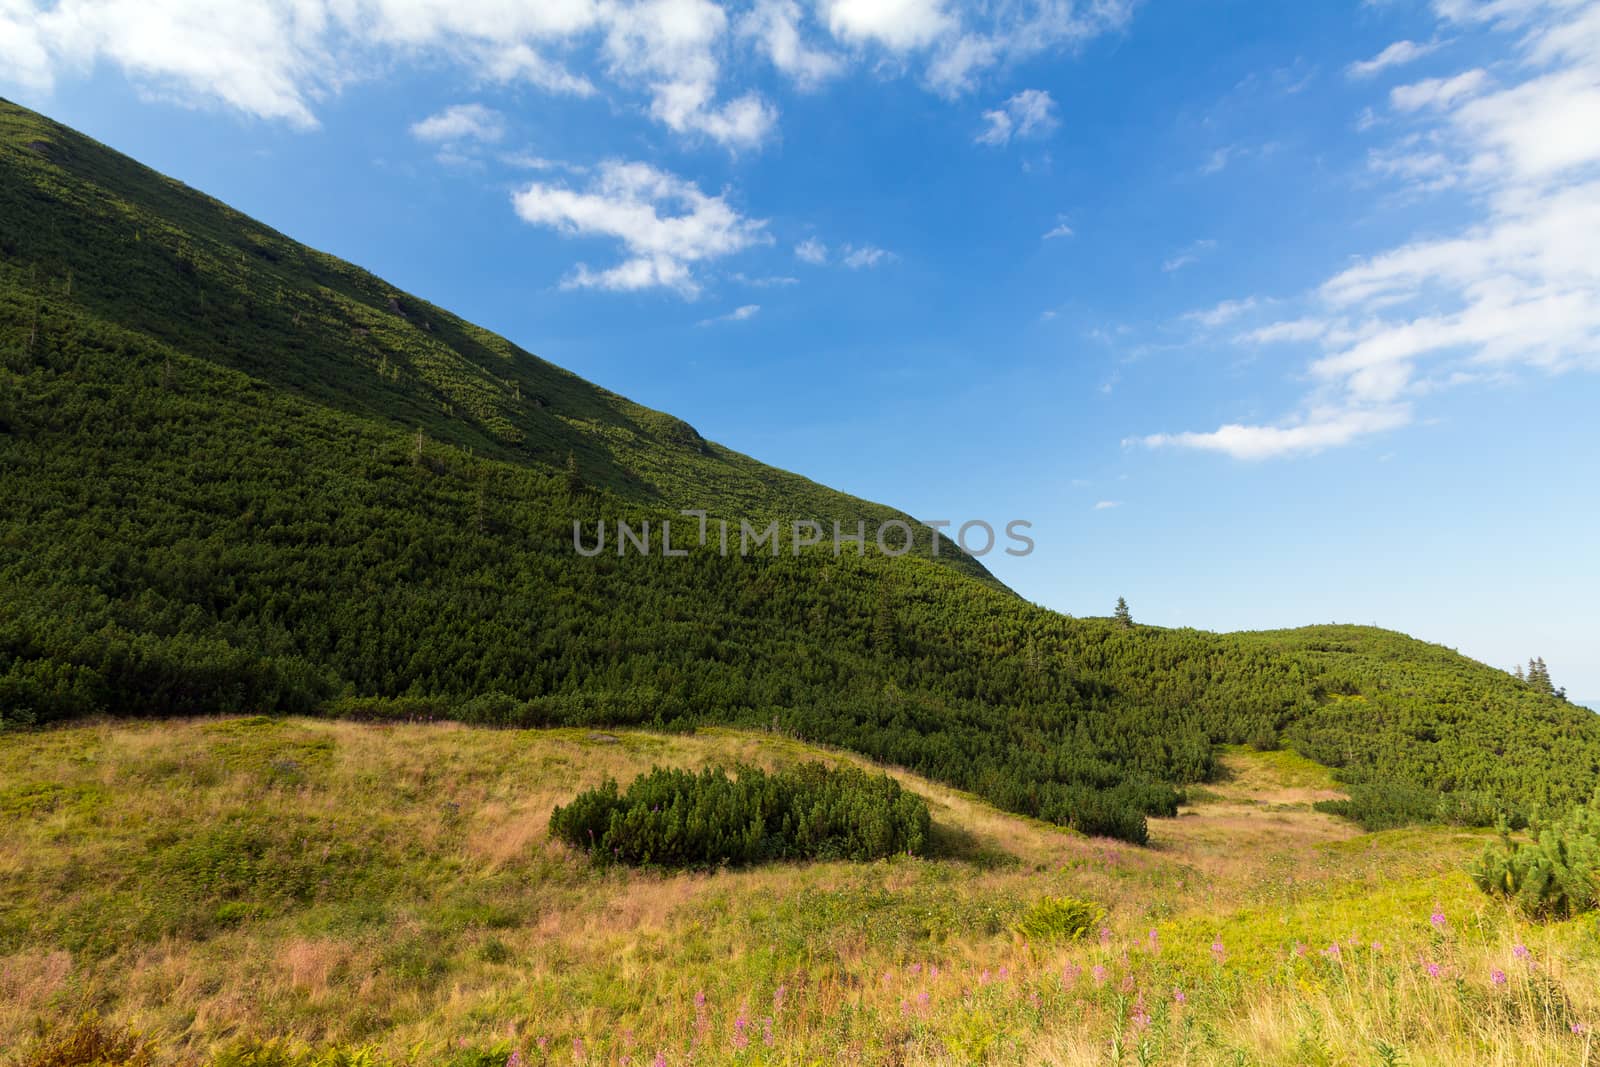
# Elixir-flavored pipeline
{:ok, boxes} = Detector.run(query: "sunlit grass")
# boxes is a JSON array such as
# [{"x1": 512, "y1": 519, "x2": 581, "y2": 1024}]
[{"x1": 2, "y1": 720, "x2": 1597, "y2": 1065}]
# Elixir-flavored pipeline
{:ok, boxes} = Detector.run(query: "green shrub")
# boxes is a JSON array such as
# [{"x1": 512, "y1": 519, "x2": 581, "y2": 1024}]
[
  {"x1": 1471, "y1": 796, "x2": 1600, "y2": 920},
  {"x1": 549, "y1": 762, "x2": 931, "y2": 867},
  {"x1": 1317, "y1": 783, "x2": 1523, "y2": 831},
  {"x1": 1014, "y1": 895, "x2": 1104, "y2": 942},
  {"x1": 1315, "y1": 783, "x2": 1444, "y2": 830}
]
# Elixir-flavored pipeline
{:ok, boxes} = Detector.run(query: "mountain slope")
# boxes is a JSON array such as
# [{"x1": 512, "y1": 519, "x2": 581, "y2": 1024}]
[{"x1": 2, "y1": 97, "x2": 1597, "y2": 842}]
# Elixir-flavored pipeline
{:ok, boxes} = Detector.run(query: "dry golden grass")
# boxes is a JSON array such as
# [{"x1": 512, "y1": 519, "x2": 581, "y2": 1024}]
[{"x1": 1, "y1": 718, "x2": 1595, "y2": 1066}]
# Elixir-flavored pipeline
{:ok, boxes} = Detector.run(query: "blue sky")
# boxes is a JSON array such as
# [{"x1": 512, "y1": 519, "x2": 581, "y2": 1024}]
[{"x1": 3, "y1": 0, "x2": 1597, "y2": 697}]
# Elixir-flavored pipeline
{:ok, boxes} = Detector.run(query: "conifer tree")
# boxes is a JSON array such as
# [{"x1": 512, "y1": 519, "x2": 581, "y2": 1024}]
[
  {"x1": 564, "y1": 451, "x2": 584, "y2": 496},
  {"x1": 1114, "y1": 597, "x2": 1133, "y2": 629}
]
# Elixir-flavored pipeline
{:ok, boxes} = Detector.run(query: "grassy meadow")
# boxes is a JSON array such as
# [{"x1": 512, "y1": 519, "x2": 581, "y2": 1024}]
[{"x1": 2, "y1": 719, "x2": 1596, "y2": 1066}]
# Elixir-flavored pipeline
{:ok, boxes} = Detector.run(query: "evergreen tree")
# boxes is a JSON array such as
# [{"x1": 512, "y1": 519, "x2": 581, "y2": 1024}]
[
  {"x1": 564, "y1": 451, "x2": 584, "y2": 496},
  {"x1": 1528, "y1": 657, "x2": 1552, "y2": 695},
  {"x1": 1114, "y1": 597, "x2": 1133, "y2": 629}
]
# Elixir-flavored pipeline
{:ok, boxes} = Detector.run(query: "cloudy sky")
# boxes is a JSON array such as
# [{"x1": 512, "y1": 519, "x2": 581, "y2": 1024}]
[{"x1": 3, "y1": 0, "x2": 1597, "y2": 696}]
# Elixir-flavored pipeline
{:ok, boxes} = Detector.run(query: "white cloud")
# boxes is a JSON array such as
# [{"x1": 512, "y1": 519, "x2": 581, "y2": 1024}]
[
  {"x1": 1133, "y1": 406, "x2": 1413, "y2": 461},
  {"x1": 842, "y1": 244, "x2": 893, "y2": 268},
  {"x1": 602, "y1": 0, "x2": 778, "y2": 149},
  {"x1": 698, "y1": 303, "x2": 761, "y2": 325},
  {"x1": 1239, "y1": 318, "x2": 1329, "y2": 344},
  {"x1": 1390, "y1": 68, "x2": 1489, "y2": 110},
  {"x1": 739, "y1": 0, "x2": 842, "y2": 89},
  {"x1": 1347, "y1": 39, "x2": 1440, "y2": 78},
  {"x1": 0, "y1": 0, "x2": 1134, "y2": 145},
  {"x1": 1092, "y1": 500, "x2": 1121, "y2": 510},
  {"x1": 819, "y1": 0, "x2": 953, "y2": 50},
  {"x1": 1042, "y1": 219, "x2": 1074, "y2": 239},
  {"x1": 482, "y1": 44, "x2": 597, "y2": 97},
  {"x1": 1161, "y1": 239, "x2": 1217, "y2": 272},
  {"x1": 1200, "y1": 146, "x2": 1233, "y2": 174},
  {"x1": 410, "y1": 103, "x2": 505, "y2": 144},
  {"x1": 512, "y1": 160, "x2": 770, "y2": 297},
  {"x1": 794, "y1": 237, "x2": 828, "y2": 264},
  {"x1": 1138, "y1": 0, "x2": 1600, "y2": 460},
  {"x1": 730, "y1": 272, "x2": 798, "y2": 287},
  {"x1": 1185, "y1": 297, "x2": 1257, "y2": 329},
  {"x1": 975, "y1": 88, "x2": 1058, "y2": 146}
]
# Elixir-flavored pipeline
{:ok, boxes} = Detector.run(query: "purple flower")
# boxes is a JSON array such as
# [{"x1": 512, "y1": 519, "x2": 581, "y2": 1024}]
[
  {"x1": 1173, "y1": 988, "x2": 1187, "y2": 1004},
  {"x1": 1062, "y1": 963, "x2": 1081, "y2": 986},
  {"x1": 1148, "y1": 929, "x2": 1161, "y2": 951},
  {"x1": 732, "y1": 1014, "x2": 749, "y2": 1051},
  {"x1": 1430, "y1": 907, "x2": 1447, "y2": 929},
  {"x1": 1211, "y1": 938, "x2": 1226, "y2": 962},
  {"x1": 1323, "y1": 944, "x2": 1342, "y2": 961},
  {"x1": 773, "y1": 984, "x2": 787, "y2": 1012},
  {"x1": 507, "y1": 1052, "x2": 523, "y2": 1067},
  {"x1": 1573, "y1": 1022, "x2": 1588, "y2": 1034},
  {"x1": 998, "y1": 966, "x2": 1010, "y2": 980},
  {"x1": 762, "y1": 1016, "x2": 775, "y2": 1047},
  {"x1": 1426, "y1": 962, "x2": 1442, "y2": 979},
  {"x1": 1491, "y1": 969, "x2": 1507, "y2": 986},
  {"x1": 572, "y1": 1037, "x2": 585, "y2": 1060},
  {"x1": 1092, "y1": 964, "x2": 1107, "y2": 985},
  {"x1": 694, "y1": 990, "x2": 707, "y2": 1010},
  {"x1": 1099, "y1": 926, "x2": 1113, "y2": 946},
  {"x1": 653, "y1": 1053, "x2": 667, "y2": 1067},
  {"x1": 1513, "y1": 943, "x2": 1531, "y2": 960}
]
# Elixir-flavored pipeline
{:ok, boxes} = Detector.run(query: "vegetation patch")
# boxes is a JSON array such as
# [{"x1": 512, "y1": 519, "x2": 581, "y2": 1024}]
[
  {"x1": 1473, "y1": 796, "x2": 1600, "y2": 919},
  {"x1": 1014, "y1": 895, "x2": 1105, "y2": 942},
  {"x1": 549, "y1": 762, "x2": 931, "y2": 867},
  {"x1": 1316, "y1": 782, "x2": 1524, "y2": 832}
]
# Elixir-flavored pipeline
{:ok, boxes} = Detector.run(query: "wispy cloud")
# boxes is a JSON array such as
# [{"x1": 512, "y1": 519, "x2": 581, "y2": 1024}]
[
  {"x1": 1162, "y1": 239, "x2": 1217, "y2": 273},
  {"x1": 1093, "y1": 500, "x2": 1122, "y2": 510},
  {"x1": 1135, "y1": 0, "x2": 1600, "y2": 460},
  {"x1": 698, "y1": 304, "x2": 761, "y2": 326},
  {"x1": 0, "y1": 0, "x2": 1131, "y2": 147},
  {"x1": 976, "y1": 88, "x2": 1059, "y2": 146},
  {"x1": 411, "y1": 103, "x2": 505, "y2": 144},
  {"x1": 1043, "y1": 217, "x2": 1075, "y2": 240},
  {"x1": 512, "y1": 161, "x2": 770, "y2": 298},
  {"x1": 1347, "y1": 39, "x2": 1441, "y2": 79},
  {"x1": 794, "y1": 237, "x2": 828, "y2": 265},
  {"x1": 1185, "y1": 297, "x2": 1258, "y2": 329},
  {"x1": 842, "y1": 244, "x2": 894, "y2": 269}
]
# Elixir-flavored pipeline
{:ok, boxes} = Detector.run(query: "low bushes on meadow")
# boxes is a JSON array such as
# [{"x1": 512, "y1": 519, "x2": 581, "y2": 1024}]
[{"x1": 549, "y1": 762, "x2": 931, "y2": 867}]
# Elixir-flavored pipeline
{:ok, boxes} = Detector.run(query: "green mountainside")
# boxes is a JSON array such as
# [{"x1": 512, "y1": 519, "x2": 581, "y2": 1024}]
[{"x1": 1, "y1": 97, "x2": 1595, "y2": 843}]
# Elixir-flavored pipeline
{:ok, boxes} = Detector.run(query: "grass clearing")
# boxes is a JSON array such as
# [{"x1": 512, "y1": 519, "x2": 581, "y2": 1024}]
[{"x1": 2, "y1": 719, "x2": 1596, "y2": 1065}]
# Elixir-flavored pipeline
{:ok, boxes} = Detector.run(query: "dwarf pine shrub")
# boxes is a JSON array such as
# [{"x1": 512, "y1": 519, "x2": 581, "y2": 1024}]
[
  {"x1": 1471, "y1": 795, "x2": 1600, "y2": 919},
  {"x1": 549, "y1": 762, "x2": 931, "y2": 867}
]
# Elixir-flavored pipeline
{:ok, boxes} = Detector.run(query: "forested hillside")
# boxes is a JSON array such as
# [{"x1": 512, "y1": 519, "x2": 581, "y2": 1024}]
[{"x1": 1, "y1": 97, "x2": 1595, "y2": 843}]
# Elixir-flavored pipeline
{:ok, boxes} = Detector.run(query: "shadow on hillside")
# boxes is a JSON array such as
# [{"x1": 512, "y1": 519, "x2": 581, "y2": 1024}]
[{"x1": 923, "y1": 819, "x2": 1017, "y2": 869}]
